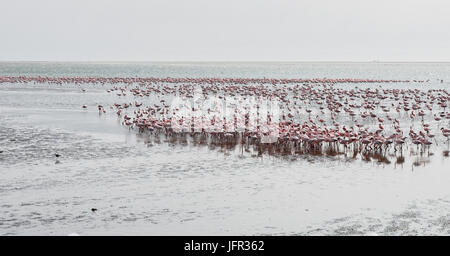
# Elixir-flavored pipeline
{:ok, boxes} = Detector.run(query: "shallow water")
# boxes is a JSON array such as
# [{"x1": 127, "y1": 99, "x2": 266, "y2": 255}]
[
  {"x1": 1, "y1": 62, "x2": 450, "y2": 235},
  {"x1": 2, "y1": 61, "x2": 450, "y2": 82}
]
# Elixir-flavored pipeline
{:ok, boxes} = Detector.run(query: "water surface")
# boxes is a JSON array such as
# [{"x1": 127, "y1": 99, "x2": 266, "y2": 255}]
[{"x1": 1, "y1": 62, "x2": 450, "y2": 235}]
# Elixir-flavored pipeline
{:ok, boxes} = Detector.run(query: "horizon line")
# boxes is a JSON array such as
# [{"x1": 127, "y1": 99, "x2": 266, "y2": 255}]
[{"x1": 1, "y1": 60, "x2": 450, "y2": 64}]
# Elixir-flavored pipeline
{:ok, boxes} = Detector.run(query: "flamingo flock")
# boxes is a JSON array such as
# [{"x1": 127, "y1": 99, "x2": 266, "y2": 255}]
[
  {"x1": 0, "y1": 76, "x2": 415, "y2": 85},
  {"x1": 1, "y1": 75, "x2": 449, "y2": 163}
]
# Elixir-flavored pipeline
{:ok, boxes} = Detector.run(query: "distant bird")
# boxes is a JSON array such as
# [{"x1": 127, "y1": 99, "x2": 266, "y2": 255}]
[
  {"x1": 91, "y1": 208, "x2": 98, "y2": 212},
  {"x1": 55, "y1": 153, "x2": 61, "y2": 158}
]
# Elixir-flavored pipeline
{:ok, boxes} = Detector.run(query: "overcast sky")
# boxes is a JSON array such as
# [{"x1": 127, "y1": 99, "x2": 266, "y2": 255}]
[{"x1": 1, "y1": 0, "x2": 450, "y2": 61}]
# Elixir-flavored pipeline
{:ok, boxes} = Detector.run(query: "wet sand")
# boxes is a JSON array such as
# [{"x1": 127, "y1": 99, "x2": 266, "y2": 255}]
[{"x1": 1, "y1": 82, "x2": 450, "y2": 235}]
